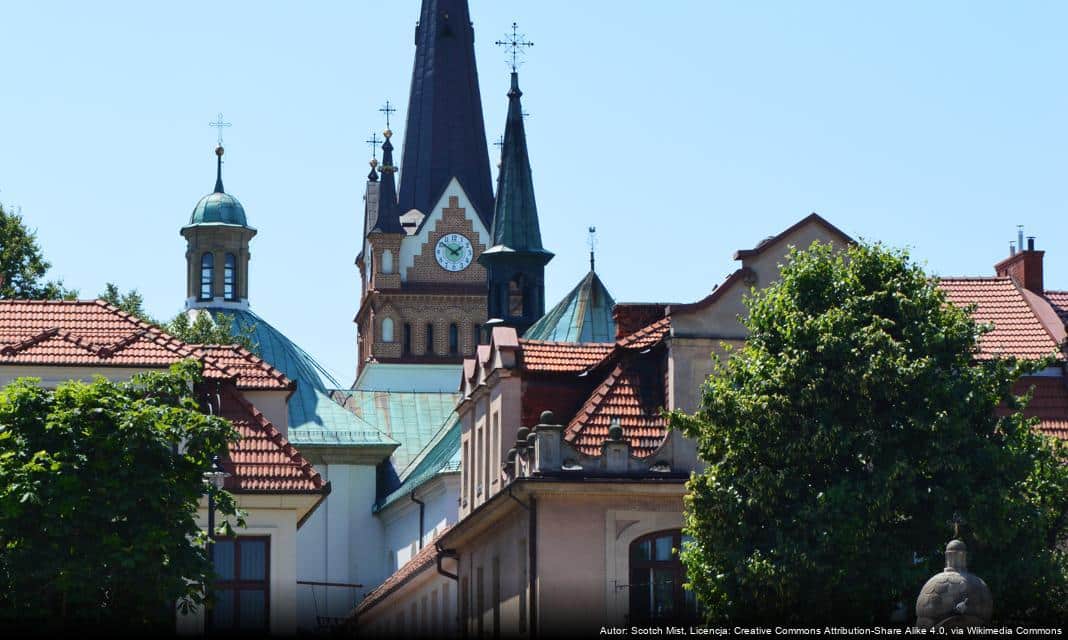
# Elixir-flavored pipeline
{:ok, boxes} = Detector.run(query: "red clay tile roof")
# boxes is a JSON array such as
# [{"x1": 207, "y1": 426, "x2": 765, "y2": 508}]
[
  {"x1": 519, "y1": 339, "x2": 613, "y2": 373},
  {"x1": 353, "y1": 527, "x2": 450, "y2": 617},
  {"x1": 1043, "y1": 291, "x2": 1068, "y2": 325},
  {"x1": 564, "y1": 360, "x2": 667, "y2": 458},
  {"x1": 0, "y1": 300, "x2": 292, "y2": 390},
  {"x1": 937, "y1": 278, "x2": 1063, "y2": 361},
  {"x1": 219, "y1": 386, "x2": 326, "y2": 493},
  {"x1": 616, "y1": 316, "x2": 670, "y2": 350},
  {"x1": 1006, "y1": 376, "x2": 1068, "y2": 441}
]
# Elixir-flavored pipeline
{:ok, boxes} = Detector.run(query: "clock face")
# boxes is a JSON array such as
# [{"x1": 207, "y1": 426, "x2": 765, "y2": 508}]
[{"x1": 435, "y1": 233, "x2": 474, "y2": 272}]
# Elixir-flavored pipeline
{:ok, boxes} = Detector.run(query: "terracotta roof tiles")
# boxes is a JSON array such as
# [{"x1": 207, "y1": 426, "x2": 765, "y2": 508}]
[
  {"x1": 564, "y1": 361, "x2": 667, "y2": 458},
  {"x1": 519, "y1": 340, "x2": 613, "y2": 373},
  {"x1": 937, "y1": 278, "x2": 1063, "y2": 361}
]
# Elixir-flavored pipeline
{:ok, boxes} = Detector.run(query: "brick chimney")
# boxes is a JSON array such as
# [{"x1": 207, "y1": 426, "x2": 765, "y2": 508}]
[{"x1": 995, "y1": 235, "x2": 1044, "y2": 294}]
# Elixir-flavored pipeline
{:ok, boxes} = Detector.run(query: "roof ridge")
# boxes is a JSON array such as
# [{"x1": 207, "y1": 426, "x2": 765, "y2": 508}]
[
  {"x1": 0, "y1": 327, "x2": 61, "y2": 356},
  {"x1": 223, "y1": 386, "x2": 325, "y2": 490}
]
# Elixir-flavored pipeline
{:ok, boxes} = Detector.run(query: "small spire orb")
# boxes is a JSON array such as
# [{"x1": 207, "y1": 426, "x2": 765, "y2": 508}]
[
  {"x1": 383, "y1": 128, "x2": 393, "y2": 139},
  {"x1": 369, "y1": 158, "x2": 379, "y2": 168},
  {"x1": 215, "y1": 145, "x2": 225, "y2": 157}
]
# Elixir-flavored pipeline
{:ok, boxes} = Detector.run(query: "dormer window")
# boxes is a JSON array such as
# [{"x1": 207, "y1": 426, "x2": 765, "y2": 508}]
[
  {"x1": 199, "y1": 253, "x2": 214, "y2": 301},
  {"x1": 223, "y1": 253, "x2": 236, "y2": 301}
]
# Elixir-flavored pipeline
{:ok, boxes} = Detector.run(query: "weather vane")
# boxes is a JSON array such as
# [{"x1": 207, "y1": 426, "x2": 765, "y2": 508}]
[
  {"x1": 495, "y1": 22, "x2": 533, "y2": 72},
  {"x1": 209, "y1": 113, "x2": 231, "y2": 146},
  {"x1": 588, "y1": 226, "x2": 598, "y2": 272},
  {"x1": 379, "y1": 100, "x2": 397, "y2": 130},
  {"x1": 366, "y1": 131, "x2": 382, "y2": 160}
]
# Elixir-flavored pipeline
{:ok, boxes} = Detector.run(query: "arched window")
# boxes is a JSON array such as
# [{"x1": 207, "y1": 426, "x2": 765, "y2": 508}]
[
  {"x1": 403, "y1": 323, "x2": 412, "y2": 355},
  {"x1": 425, "y1": 323, "x2": 435, "y2": 355},
  {"x1": 508, "y1": 276, "x2": 524, "y2": 318},
  {"x1": 381, "y1": 317, "x2": 395, "y2": 343},
  {"x1": 381, "y1": 249, "x2": 394, "y2": 274},
  {"x1": 472, "y1": 324, "x2": 482, "y2": 349},
  {"x1": 199, "y1": 253, "x2": 214, "y2": 301},
  {"x1": 449, "y1": 323, "x2": 459, "y2": 355},
  {"x1": 629, "y1": 530, "x2": 696, "y2": 623},
  {"x1": 223, "y1": 253, "x2": 237, "y2": 301}
]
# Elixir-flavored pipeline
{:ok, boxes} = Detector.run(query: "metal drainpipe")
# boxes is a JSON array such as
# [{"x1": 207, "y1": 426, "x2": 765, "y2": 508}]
[{"x1": 410, "y1": 491, "x2": 426, "y2": 550}]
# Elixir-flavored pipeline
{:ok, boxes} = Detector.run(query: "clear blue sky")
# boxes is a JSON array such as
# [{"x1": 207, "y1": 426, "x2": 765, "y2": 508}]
[{"x1": 2, "y1": 1, "x2": 1065, "y2": 382}]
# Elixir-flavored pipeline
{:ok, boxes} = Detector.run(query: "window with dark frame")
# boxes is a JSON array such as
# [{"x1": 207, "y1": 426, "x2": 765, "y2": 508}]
[
  {"x1": 209, "y1": 536, "x2": 270, "y2": 631},
  {"x1": 403, "y1": 323, "x2": 412, "y2": 355},
  {"x1": 449, "y1": 323, "x2": 459, "y2": 355},
  {"x1": 425, "y1": 323, "x2": 434, "y2": 355},
  {"x1": 223, "y1": 253, "x2": 236, "y2": 301},
  {"x1": 628, "y1": 530, "x2": 697, "y2": 624},
  {"x1": 200, "y1": 253, "x2": 214, "y2": 300}
]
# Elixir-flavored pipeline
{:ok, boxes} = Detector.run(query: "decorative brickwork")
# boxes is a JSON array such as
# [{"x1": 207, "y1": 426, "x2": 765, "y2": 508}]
[{"x1": 406, "y1": 196, "x2": 487, "y2": 285}]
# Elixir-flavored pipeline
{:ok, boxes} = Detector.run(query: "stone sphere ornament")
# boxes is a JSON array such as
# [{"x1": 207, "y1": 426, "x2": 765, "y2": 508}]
[{"x1": 916, "y1": 537, "x2": 992, "y2": 627}]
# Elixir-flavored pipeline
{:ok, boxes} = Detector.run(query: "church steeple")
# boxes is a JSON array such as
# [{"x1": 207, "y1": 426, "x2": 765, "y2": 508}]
[
  {"x1": 479, "y1": 70, "x2": 553, "y2": 335},
  {"x1": 373, "y1": 129, "x2": 403, "y2": 233},
  {"x1": 397, "y1": 0, "x2": 494, "y2": 227}
]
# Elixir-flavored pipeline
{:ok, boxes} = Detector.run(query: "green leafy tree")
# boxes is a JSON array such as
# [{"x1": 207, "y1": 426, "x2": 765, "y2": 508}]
[
  {"x1": 673, "y1": 241, "x2": 1068, "y2": 624},
  {"x1": 98, "y1": 283, "x2": 258, "y2": 352},
  {"x1": 0, "y1": 361, "x2": 242, "y2": 632},
  {"x1": 0, "y1": 203, "x2": 75, "y2": 299}
]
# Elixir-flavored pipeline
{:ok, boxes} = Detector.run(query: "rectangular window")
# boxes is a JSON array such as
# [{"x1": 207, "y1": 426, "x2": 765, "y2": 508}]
[
  {"x1": 209, "y1": 536, "x2": 269, "y2": 631},
  {"x1": 491, "y1": 413, "x2": 500, "y2": 487},
  {"x1": 404, "y1": 323, "x2": 412, "y2": 355},
  {"x1": 425, "y1": 323, "x2": 435, "y2": 355},
  {"x1": 462, "y1": 440, "x2": 471, "y2": 507},
  {"x1": 476, "y1": 427, "x2": 484, "y2": 497},
  {"x1": 449, "y1": 323, "x2": 459, "y2": 355},
  {"x1": 472, "y1": 324, "x2": 482, "y2": 350},
  {"x1": 492, "y1": 556, "x2": 501, "y2": 638}
]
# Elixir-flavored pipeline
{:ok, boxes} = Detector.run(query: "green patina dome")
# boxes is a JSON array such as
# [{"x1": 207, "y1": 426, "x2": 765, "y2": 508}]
[{"x1": 189, "y1": 191, "x2": 247, "y2": 226}]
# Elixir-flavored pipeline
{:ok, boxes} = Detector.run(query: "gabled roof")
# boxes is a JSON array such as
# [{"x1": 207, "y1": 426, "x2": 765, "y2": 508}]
[
  {"x1": 616, "y1": 316, "x2": 671, "y2": 350},
  {"x1": 0, "y1": 300, "x2": 290, "y2": 391},
  {"x1": 524, "y1": 271, "x2": 616, "y2": 343},
  {"x1": 733, "y1": 212, "x2": 852, "y2": 260},
  {"x1": 937, "y1": 278, "x2": 1064, "y2": 361},
  {"x1": 563, "y1": 356, "x2": 668, "y2": 458},
  {"x1": 219, "y1": 386, "x2": 328, "y2": 495}
]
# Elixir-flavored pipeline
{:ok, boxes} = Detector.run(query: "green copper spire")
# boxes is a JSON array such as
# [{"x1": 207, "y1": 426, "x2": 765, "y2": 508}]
[
  {"x1": 485, "y1": 72, "x2": 549, "y2": 255},
  {"x1": 524, "y1": 271, "x2": 617, "y2": 343}
]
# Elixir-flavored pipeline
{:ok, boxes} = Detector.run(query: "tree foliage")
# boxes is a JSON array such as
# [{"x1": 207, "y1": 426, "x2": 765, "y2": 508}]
[
  {"x1": 673, "y1": 241, "x2": 1068, "y2": 624},
  {"x1": 0, "y1": 203, "x2": 75, "y2": 300},
  {"x1": 0, "y1": 361, "x2": 242, "y2": 632},
  {"x1": 98, "y1": 283, "x2": 258, "y2": 352}
]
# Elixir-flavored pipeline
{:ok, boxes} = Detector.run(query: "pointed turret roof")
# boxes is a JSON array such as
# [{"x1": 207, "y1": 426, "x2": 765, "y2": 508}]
[
  {"x1": 524, "y1": 270, "x2": 617, "y2": 343},
  {"x1": 373, "y1": 131, "x2": 403, "y2": 233},
  {"x1": 187, "y1": 145, "x2": 249, "y2": 228},
  {"x1": 483, "y1": 72, "x2": 551, "y2": 258},
  {"x1": 397, "y1": 0, "x2": 495, "y2": 226}
]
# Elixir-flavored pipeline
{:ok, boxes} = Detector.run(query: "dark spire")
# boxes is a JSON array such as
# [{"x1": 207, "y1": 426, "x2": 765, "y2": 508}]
[
  {"x1": 397, "y1": 0, "x2": 495, "y2": 227},
  {"x1": 214, "y1": 145, "x2": 225, "y2": 194},
  {"x1": 373, "y1": 130, "x2": 403, "y2": 233},
  {"x1": 486, "y1": 73, "x2": 549, "y2": 255}
]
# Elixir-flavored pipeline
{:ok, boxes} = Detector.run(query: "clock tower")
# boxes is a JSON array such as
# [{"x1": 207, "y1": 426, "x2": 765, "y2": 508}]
[{"x1": 355, "y1": 0, "x2": 500, "y2": 372}]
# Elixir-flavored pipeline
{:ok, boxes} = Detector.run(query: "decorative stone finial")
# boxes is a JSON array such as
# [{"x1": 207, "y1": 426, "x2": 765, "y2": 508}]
[
  {"x1": 539, "y1": 410, "x2": 555, "y2": 425},
  {"x1": 608, "y1": 417, "x2": 624, "y2": 441}
]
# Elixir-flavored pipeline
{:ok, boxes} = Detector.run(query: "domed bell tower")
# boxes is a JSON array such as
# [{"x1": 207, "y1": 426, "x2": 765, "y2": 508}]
[{"x1": 181, "y1": 145, "x2": 257, "y2": 310}]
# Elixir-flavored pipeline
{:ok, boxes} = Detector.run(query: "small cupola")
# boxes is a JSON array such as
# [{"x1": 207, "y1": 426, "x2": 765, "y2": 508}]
[{"x1": 181, "y1": 145, "x2": 257, "y2": 309}]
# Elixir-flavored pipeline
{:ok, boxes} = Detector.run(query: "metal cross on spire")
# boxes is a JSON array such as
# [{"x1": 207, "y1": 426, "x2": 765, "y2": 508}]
[
  {"x1": 495, "y1": 22, "x2": 533, "y2": 72},
  {"x1": 366, "y1": 131, "x2": 382, "y2": 160},
  {"x1": 379, "y1": 100, "x2": 397, "y2": 130},
  {"x1": 948, "y1": 512, "x2": 967, "y2": 539},
  {"x1": 588, "y1": 226, "x2": 598, "y2": 272},
  {"x1": 209, "y1": 113, "x2": 231, "y2": 146}
]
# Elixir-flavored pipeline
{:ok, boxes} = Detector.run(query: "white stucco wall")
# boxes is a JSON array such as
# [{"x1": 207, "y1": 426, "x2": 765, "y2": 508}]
[
  {"x1": 380, "y1": 474, "x2": 460, "y2": 572},
  {"x1": 296, "y1": 461, "x2": 383, "y2": 632}
]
